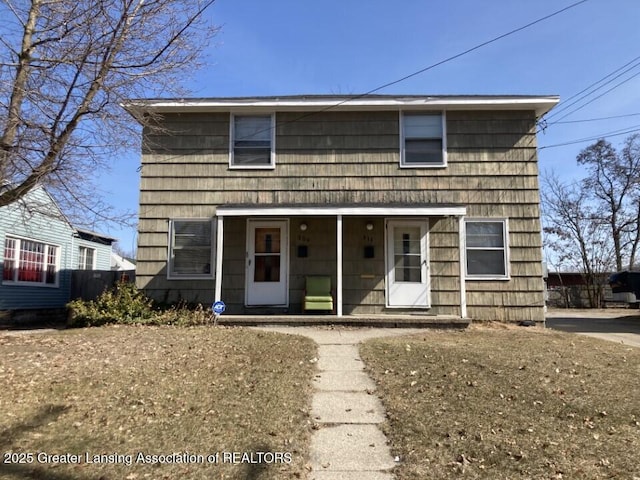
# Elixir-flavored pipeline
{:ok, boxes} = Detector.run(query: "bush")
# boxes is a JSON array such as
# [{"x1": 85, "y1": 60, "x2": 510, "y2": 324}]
[
  {"x1": 155, "y1": 302, "x2": 213, "y2": 326},
  {"x1": 67, "y1": 284, "x2": 214, "y2": 328},
  {"x1": 67, "y1": 283, "x2": 157, "y2": 327}
]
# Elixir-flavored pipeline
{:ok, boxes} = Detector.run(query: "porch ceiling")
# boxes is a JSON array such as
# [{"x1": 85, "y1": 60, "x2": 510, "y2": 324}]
[{"x1": 215, "y1": 203, "x2": 467, "y2": 217}]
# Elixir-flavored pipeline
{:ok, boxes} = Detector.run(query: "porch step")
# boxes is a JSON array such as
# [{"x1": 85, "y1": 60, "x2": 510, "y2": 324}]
[{"x1": 217, "y1": 315, "x2": 470, "y2": 328}]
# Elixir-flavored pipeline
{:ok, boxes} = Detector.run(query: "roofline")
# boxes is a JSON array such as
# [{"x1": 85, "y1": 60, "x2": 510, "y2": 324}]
[
  {"x1": 123, "y1": 94, "x2": 560, "y2": 118},
  {"x1": 216, "y1": 204, "x2": 467, "y2": 217},
  {"x1": 75, "y1": 228, "x2": 118, "y2": 244}
]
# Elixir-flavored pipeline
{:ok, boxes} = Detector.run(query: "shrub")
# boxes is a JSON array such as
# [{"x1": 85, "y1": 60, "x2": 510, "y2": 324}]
[
  {"x1": 67, "y1": 282, "x2": 157, "y2": 327},
  {"x1": 67, "y1": 284, "x2": 215, "y2": 328},
  {"x1": 155, "y1": 302, "x2": 213, "y2": 326}
]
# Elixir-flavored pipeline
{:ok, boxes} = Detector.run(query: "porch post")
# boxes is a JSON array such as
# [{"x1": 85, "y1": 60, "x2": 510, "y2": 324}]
[
  {"x1": 214, "y1": 216, "x2": 224, "y2": 301},
  {"x1": 336, "y1": 214, "x2": 343, "y2": 316},
  {"x1": 458, "y1": 215, "x2": 467, "y2": 318}
]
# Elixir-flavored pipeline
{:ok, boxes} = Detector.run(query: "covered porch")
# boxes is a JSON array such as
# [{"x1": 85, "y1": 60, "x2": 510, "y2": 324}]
[{"x1": 214, "y1": 204, "x2": 469, "y2": 319}]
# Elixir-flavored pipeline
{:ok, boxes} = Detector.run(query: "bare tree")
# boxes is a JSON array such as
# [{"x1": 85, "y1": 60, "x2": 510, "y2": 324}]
[
  {"x1": 541, "y1": 172, "x2": 615, "y2": 307},
  {"x1": 0, "y1": 0, "x2": 217, "y2": 226},
  {"x1": 576, "y1": 134, "x2": 640, "y2": 270}
]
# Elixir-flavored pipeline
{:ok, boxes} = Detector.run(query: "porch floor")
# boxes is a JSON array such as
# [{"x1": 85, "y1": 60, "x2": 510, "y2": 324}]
[{"x1": 217, "y1": 314, "x2": 470, "y2": 328}]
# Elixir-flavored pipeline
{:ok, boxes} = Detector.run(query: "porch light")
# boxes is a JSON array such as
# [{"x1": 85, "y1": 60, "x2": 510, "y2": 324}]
[
  {"x1": 300, "y1": 222, "x2": 308, "y2": 231},
  {"x1": 366, "y1": 222, "x2": 374, "y2": 231}
]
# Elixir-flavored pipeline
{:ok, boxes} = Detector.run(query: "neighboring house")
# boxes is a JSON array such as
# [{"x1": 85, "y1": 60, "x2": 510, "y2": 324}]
[
  {"x1": 0, "y1": 185, "x2": 115, "y2": 312},
  {"x1": 111, "y1": 252, "x2": 136, "y2": 271},
  {"x1": 128, "y1": 94, "x2": 559, "y2": 322}
]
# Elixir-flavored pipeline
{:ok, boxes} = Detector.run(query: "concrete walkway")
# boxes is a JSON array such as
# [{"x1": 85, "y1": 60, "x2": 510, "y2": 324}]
[{"x1": 256, "y1": 326, "x2": 423, "y2": 479}]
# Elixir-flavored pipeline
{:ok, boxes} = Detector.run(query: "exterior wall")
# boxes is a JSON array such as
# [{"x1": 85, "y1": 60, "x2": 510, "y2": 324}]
[
  {"x1": 73, "y1": 237, "x2": 112, "y2": 270},
  {"x1": 137, "y1": 109, "x2": 545, "y2": 321},
  {"x1": 0, "y1": 187, "x2": 75, "y2": 309}
]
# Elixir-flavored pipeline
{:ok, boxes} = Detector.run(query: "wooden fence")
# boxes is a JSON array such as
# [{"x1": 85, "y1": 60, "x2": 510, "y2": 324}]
[{"x1": 70, "y1": 270, "x2": 136, "y2": 302}]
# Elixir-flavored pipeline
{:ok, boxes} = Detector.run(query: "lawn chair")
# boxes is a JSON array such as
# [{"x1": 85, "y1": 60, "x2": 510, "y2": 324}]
[{"x1": 304, "y1": 276, "x2": 334, "y2": 313}]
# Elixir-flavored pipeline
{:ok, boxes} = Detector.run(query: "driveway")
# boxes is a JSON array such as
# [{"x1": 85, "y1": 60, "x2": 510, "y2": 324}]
[{"x1": 546, "y1": 308, "x2": 640, "y2": 348}]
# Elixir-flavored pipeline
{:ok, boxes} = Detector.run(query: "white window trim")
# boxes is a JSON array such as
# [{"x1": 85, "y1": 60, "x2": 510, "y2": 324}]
[
  {"x1": 464, "y1": 218, "x2": 510, "y2": 281},
  {"x1": 78, "y1": 246, "x2": 97, "y2": 270},
  {"x1": 229, "y1": 113, "x2": 276, "y2": 170},
  {"x1": 167, "y1": 218, "x2": 216, "y2": 280},
  {"x1": 399, "y1": 110, "x2": 447, "y2": 168},
  {"x1": 2, "y1": 235, "x2": 61, "y2": 288}
]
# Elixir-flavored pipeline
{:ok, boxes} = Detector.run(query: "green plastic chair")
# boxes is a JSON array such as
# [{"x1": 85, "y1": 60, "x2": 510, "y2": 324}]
[{"x1": 304, "y1": 276, "x2": 333, "y2": 312}]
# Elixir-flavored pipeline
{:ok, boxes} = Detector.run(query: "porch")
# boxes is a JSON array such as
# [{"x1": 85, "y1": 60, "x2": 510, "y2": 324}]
[
  {"x1": 216, "y1": 314, "x2": 471, "y2": 328},
  {"x1": 214, "y1": 204, "x2": 469, "y2": 318}
]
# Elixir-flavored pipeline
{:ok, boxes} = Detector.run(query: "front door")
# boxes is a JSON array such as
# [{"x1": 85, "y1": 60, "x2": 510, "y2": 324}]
[
  {"x1": 246, "y1": 220, "x2": 289, "y2": 306},
  {"x1": 386, "y1": 219, "x2": 430, "y2": 308}
]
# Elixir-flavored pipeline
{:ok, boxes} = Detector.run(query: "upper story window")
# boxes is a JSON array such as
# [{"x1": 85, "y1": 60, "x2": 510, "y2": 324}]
[
  {"x1": 230, "y1": 114, "x2": 275, "y2": 169},
  {"x1": 78, "y1": 246, "x2": 96, "y2": 270},
  {"x1": 3, "y1": 236, "x2": 60, "y2": 286},
  {"x1": 401, "y1": 112, "x2": 446, "y2": 167},
  {"x1": 168, "y1": 219, "x2": 215, "y2": 280},
  {"x1": 464, "y1": 219, "x2": 509, "y2": 280}
]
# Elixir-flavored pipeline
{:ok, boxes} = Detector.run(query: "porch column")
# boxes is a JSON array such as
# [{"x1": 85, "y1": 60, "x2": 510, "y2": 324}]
[
  {"x1": 336, "y1": 214, "x2": 343, "y2": 316},
  {"x1": 214, "y1": 216, "x2": 224, "y2": 301},
  {"x1": 458, "y1": 215, "x2": 467, "y2": 318}
]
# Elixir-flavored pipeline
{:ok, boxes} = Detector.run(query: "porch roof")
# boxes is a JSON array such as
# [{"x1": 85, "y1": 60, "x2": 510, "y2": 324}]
[{"x1": 215, "y1": 203, "x2": 467, "y2": 217}]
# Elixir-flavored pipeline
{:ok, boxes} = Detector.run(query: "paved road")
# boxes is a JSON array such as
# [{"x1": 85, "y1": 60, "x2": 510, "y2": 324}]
[{"x1": 546, "y1": 310, "x2": 640, "y2": 348}]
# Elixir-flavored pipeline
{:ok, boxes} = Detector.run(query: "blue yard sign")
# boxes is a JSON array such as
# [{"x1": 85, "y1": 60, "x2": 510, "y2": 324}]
[{"x1": 212, "y1": 301, "x2": 226, "y2": 315}]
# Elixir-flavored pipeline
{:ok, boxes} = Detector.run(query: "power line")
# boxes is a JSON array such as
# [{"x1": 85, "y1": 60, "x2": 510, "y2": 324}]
[
  {"x1": 543, "y1": 54, "x2": 640, "y2": 121},
  {"x1": 546, "y1": 67, "x2": 640, "y2": 125},
  {"x1": 539, "y1": 124, "x2": 640, "y2": 149},
  {"x1": 236, "y1": 0, "x2": 590, "y2": 141},
  {"x1": 346, "y1": 0, "x2": 590, "y2": 99},
  {"x1": 552, "y1": 112, "x2": 640, "y2": 124}
]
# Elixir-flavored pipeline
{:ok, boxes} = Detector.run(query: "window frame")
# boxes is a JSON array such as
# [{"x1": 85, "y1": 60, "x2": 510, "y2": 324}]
[
  {"x1": 229, "y1": 113, "x2": 276, "y2": 169},
  {"x1": 464, "y1": 218, "x2": 510, "y2": 280},
  {"x1": 400, "y1": 111, "x2": 447, "y2": 168},
  {"x1": 167, "y1": 218, "x2": 216, "y2": 280},
  {"x1": 2, "y1": 235, "x2": 61, "y2": 287},
  {"x1": 78, "y1": 246, "x2": 96, "y2": 270}
]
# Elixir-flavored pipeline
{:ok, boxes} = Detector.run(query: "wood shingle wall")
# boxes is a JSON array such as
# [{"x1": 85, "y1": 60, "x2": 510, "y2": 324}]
[{"x1": 137, "y1": 109, "x2": 544, "y2": 321}]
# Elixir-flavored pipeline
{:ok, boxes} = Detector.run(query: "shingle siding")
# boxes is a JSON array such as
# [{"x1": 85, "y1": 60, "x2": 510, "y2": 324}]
[{"x1": 137, "y1": 109, "x2": 545, "y2": 321}]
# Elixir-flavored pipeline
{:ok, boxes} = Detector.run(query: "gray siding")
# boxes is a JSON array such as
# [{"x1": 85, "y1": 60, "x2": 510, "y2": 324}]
[{"x1": 137, "y1": 110, "x2": 545, "y2": 321}]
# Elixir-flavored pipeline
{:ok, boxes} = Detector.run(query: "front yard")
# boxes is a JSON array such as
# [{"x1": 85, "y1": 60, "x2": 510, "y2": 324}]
[
  {"x1": 2, "y1": 321, "x2": 639, "y2": 480},
  {"x1": 361, "y1": 325, "x2": 640, "y2": 479},
  {"x1": 0, "y1": 326, "x2": 317, "y2": 480}
]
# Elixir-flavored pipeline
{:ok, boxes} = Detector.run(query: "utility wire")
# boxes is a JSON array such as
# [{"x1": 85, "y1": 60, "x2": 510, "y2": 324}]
[
  {"x1": 543, "y1": 54, "x2": 640, "y2": 121},
  {"x1": 540, "y1": 124, "x2": 640, "y2": 149},
  {"x1": 547, "y1": 69, "x2": 640, "y2": 125},
  {"x1": 337, "y1": 0, "x2": 590, "y2": 100},
  {"x1": 552, "y1": 112, "x2": 640, "y2": 124},
  {"x1": 236, "y1": 0, "x2": 590, "y2": 141}
]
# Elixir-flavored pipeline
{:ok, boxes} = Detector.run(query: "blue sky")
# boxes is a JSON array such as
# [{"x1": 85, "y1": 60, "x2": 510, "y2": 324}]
[{"x1": 105, "y1": 0, "x2": 640, "y2": 255}]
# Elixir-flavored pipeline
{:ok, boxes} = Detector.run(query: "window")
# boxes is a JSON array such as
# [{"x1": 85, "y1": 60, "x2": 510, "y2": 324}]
[
  {"x1": 78, "y1": 246, "x2": 96, "y2": 270},
  {"x1": 401, "y1": 112, "x2": 446, "y2": 167},
  {"x1": 168, "y1": 219, "x2": 215, "y2": 279},
  {"x1": 465, "y1": 219, "x2": 509, "y2": 279},
  {"x1": 230, "y1": 114, "x2": 275, "y2": 168},
  {"x1": 3, "y1": 236, "x2": 59, "y2": 286}
]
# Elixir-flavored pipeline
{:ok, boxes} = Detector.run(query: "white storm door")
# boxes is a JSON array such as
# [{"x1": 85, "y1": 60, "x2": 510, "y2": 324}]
[
  {"x1": 386, "y1": 219, "x2": 430, "y2": 308},
  {"x1": 246, "y1": 220, "x2": 289, "y2": 306}
]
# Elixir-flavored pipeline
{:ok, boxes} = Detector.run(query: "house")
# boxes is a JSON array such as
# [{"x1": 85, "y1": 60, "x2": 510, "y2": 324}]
[
  {"x1": 0, "y1": 184, "x2": 115, "y2": 318},
  {"x1": 111, "y1": 252, "x2": 136, "y2": 271},
  {"x1": 127, "y1": 94, "x2": 558, "y2": 322}
]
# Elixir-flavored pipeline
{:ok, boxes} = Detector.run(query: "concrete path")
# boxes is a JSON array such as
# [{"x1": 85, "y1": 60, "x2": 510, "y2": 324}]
[{"x1": 255, "y1": 326, "x2": 423, "y2": 479}]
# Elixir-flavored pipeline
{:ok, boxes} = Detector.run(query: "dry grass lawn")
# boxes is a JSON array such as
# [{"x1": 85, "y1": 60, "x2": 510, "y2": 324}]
[
  {"x1": 361, "y1": 325, "x2": 640, "y2": 480},
  {"x1": 0, "y1": 325, "x2": 317, "y2": 480}
]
